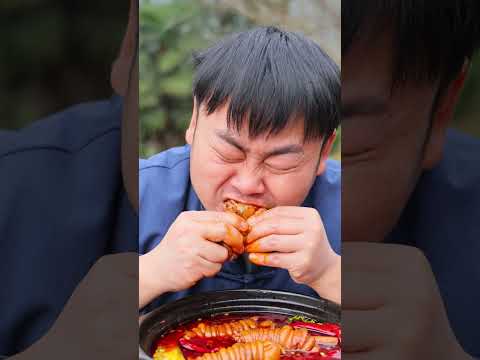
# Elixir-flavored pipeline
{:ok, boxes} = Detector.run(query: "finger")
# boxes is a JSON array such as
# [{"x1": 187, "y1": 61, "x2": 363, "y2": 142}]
[
  {"x1": 197, "y1": 256, "x2": 223, "y2": 278},
  {"x1": 246, "y1": 220, "x2": 303, "y2": 244},
  {"x1": 248, "y1": 252, "x2": 293, "y2": 268},
  {"x1": 197, "y1": 239, "x2": 229, "y2": 263},
  {"x1": 342, "y1": 309, "x2": 386, "y2": 353},
  {"x1": 188, "y1": 221, "x2": 237, "y2": 244},
  {"x1": 191, "y1": 221, "x2": 245, "y2": 255},
  {"x1": 245, "y1": 234, "x2": 300, "y2": 253},
  {"x1": 183, "y1": 211, "x2": 249, "y2": 233},
  {"x1": 247, "y1": 206, "x2": 305, "y2": 226},
  {"x1": 223, "y1": 224, "x2": 245, "y2": 254},
  {"x1": 182, "y1": 219, "x2": 245, "y2": 255}
]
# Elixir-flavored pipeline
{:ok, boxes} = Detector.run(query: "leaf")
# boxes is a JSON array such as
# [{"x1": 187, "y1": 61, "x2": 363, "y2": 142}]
[{"x1": 287, "y1": 315, "x2": 319, "y2": 324}]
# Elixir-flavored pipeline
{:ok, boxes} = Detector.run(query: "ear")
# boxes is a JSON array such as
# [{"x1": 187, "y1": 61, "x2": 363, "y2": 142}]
[
  {"x1": 185, "y1": 98, "x2": 199, "y2": 145},
  {"x1": 111, "y1": 0, "x2": 137, "y2": 96},
  {"x1": 121, "y1": 44, "x2": 139, "y2": 213},
  {"x1": 422, "y1": 61, "x2": 469, "y2": 169},
  {"x1": 317, "y1": 130, "x2": 337, "y2": 176}
]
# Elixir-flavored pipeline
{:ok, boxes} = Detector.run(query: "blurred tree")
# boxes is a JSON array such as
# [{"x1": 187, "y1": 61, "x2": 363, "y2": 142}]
[
  {"x1": 0, "y1": 1, "x2": 128, "y2": 129},
  {"x1": 212, "y1": 0, "x2": 340, "y2": 64},
  {"x1": 140, "y1": 0, "x2": 251, "y2": 157},
  {"x1": 140, "y1": 0, "x2": 342, "y2": 159},
  {"x1": 455, "y1": 53, "x2": 480, "y2": 138}
]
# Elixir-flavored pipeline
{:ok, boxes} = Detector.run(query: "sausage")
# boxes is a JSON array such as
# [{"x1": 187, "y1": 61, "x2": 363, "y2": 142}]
[
  {"x1": 234, "y1": 325, "x2": 338, "y2": 352},
  {"x1": 184, "y1": 318, "x2": 259, "y2": 339},
  {"x1": 194, "y1": 341, "x2": 281, "y2": 360}
]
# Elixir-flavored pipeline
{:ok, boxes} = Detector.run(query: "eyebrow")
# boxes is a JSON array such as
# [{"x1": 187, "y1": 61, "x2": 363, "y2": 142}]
[
  {"x1": 215, "y1": 130, "x2": 304, "y2": 157},
  {"x1": 342, "y1": 95, "x2": 389, "y2": 118},
  {"x1": 216, "y1": 131, "x2": 245, "y2": 152}
]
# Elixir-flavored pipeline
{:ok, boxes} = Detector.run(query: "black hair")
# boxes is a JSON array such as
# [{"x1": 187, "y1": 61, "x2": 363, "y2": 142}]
[
  {"x1": 192, "y1": 26, "x2": 340, "y2": 142},
  {"x1": 342, "y1": 0, "x2": 480, "y2": 88}
]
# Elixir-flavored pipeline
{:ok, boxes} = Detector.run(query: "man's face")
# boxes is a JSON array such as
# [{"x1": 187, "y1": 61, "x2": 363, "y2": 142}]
[
  {"x1": 187, "y1": 102, "x2": 332, "y2": 212},
  {"x1": 342, "y1": 32, "x2": 443, "y2": 243}
]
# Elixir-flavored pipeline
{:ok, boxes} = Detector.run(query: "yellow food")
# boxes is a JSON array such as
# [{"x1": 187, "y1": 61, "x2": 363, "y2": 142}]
[{"x1": 153, "y1": 345, "x2": 186, "y2": 360}]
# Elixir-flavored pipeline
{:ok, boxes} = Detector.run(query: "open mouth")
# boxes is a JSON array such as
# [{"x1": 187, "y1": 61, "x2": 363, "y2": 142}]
[{"x1": 223, "y1": 199, "x2": 267, "y2": 221}]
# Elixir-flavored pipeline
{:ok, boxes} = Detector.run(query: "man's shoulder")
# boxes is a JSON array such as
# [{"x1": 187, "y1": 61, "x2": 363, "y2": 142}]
[
  {"x1": 311, "y1": 158, "x2": 341, "y2": 194},
  {"x1": 400, "y1": 130, "x2": 480, "y2": 355},
  {"x1": 306, "y1": 158, "x2": 341, "y2": 254},
  {"x1": 139, "y1": 145, "x2": 191, "y2": 171},
  {"x1": 324, "y1": 158, "x2": 341, "y2": 182},
  {"x1": 421, "y1": 129, "x2": 480, "y2": 193},
  {"x1": 139, "y1": 145, "x2": 192, "y2": 201},
  {"x1": 139, "y1": 145, "x2": 195, "y2": 253},
  {"x1": 393, "y1": 128, "x2": 480, "y2": 250},
  {"x1": 0, "y1": 96, "x2": 122, "y2": 158}
]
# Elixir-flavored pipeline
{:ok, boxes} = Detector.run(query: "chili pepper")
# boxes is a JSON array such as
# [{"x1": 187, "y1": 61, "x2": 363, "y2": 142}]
[
  {"x1": 290, "y1": 322, "x2": 340, "y2": 337},
  {"x1": 179, "y1": 338, "x2": 212, "y2": 353},
  {"x1": 178, "y1": 336, "x2": 236, "y2": 353},
  {"x1": 319, "y1": 348, "x2": 341, "y2": 358}
]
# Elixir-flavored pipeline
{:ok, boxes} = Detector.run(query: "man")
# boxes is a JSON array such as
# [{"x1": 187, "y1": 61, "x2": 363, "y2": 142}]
[
  {"x1": 342, "y1": 1, "x2": 480, "y2": 358},
  {"x1": 139, "y1": 27, "x2": 341, "y2": 310}
]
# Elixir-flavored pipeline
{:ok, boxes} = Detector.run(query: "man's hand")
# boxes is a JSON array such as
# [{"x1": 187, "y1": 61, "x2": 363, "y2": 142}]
[
  {"x1": 139, "y1": 211, "x2": 248, "y2": 308},
  {"x1": 343, "y1": 242, "x2": 471, "y2": 360},
  {"x1": 245, "y1": 206, "x2": 340, "y2": 304}
]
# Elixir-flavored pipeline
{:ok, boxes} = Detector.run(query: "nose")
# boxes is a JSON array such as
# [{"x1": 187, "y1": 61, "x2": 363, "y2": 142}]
[{"x1": 230, "y1": 164, "x2": 265, "y2": 196}]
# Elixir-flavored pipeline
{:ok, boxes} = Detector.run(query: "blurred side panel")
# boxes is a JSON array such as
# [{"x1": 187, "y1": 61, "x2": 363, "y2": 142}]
[
  {"x1": 342, "y1": 1, "x2": 480, "y2": 359},
  {"x1": 0, "y1": 1, "x2": 139, "y2": 358}
]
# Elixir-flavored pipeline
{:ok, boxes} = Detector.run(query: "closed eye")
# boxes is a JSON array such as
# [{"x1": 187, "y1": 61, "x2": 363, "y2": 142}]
[
  {"x1": 342, "y1": 147, "x2": 378, "y2": 164},
  {"x1": 212, "y1": 146, "x2": 245, "y2": 163},
  {"x1": 264, "y1": 155, "x2": 301, "y2": 172}
]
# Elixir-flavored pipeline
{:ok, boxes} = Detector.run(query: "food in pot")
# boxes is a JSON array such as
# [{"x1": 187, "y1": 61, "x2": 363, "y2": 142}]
[
  {"x1": 184, "y1": 317, "x2": 258, "y2": 338},
  {"x1": 152, "y1": 314, "x2": 341, "y2": 360},
  {"x1": 234, "y1": 326, "x2": 339, "y2": 351},
  {"x1": 195, "y1": 340, "x2": 282, "y2": 360}
]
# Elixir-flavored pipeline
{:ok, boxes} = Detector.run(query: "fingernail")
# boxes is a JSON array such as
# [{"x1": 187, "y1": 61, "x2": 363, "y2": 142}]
[
  {"x1": 249, "y1": 253, "x2": 268, "y2": 265},
  {"x1": 240, "y1": 221, "x2": 249, "y2": 231},
  {"x1": 246, "y1": 244, "x2": 257, "y2": 252}
]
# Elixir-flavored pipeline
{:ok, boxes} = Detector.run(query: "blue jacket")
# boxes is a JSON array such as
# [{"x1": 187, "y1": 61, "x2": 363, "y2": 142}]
[
  {"x1": 0, "y1": 96, "x2": 137, "y2": 356},
  {"x1": 387, "y1": 130, "x2": 480, "y2": 357},
  {"x1": 139, "y1": 145, "x2": 341, "y2": 311}
]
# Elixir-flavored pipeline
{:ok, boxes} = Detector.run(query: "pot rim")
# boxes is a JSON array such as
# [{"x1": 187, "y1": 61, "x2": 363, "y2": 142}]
[{"x1": 139, "y1": 289, "x2": 340, "y2": 357}]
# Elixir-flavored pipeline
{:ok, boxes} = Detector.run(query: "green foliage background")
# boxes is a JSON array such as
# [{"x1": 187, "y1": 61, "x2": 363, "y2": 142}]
[
  {"x1": 140, "y1": 0, "x2": 251, "y2": 157},
  {"x1": 140, "y1": 0, "x2": 479, "y2": 160},
  {"x1": 0, "y1": 1, "x2": 128, "y2": 130},
  {"x1": 139, "y1": 0, "x2": 342, "y2": 159}
]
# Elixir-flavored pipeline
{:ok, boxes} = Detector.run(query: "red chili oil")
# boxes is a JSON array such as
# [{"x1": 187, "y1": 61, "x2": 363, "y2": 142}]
[{"x1": 153, "y1": 313, "x2": 341, "y2": 359}]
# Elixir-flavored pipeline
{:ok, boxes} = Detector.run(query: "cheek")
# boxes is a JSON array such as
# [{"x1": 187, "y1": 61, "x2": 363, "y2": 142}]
[
  {"x1": 342, "y1": 144, "x2": 422, "y2": 242},
  {"x1": 189, "y1": 148, "x2": 236, "y2": 208},
  {"x1": 266, "y1": 171, "x2": 316, "y2": 206},
  {"x1": 192, "y1": 146, "x2": 232, "y2": 178}
]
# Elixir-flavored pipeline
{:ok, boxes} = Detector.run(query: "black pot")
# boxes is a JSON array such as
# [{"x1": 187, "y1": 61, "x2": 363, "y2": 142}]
[{"x1": 139, "y1": 289, "x2": 340, "y2": 358}]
